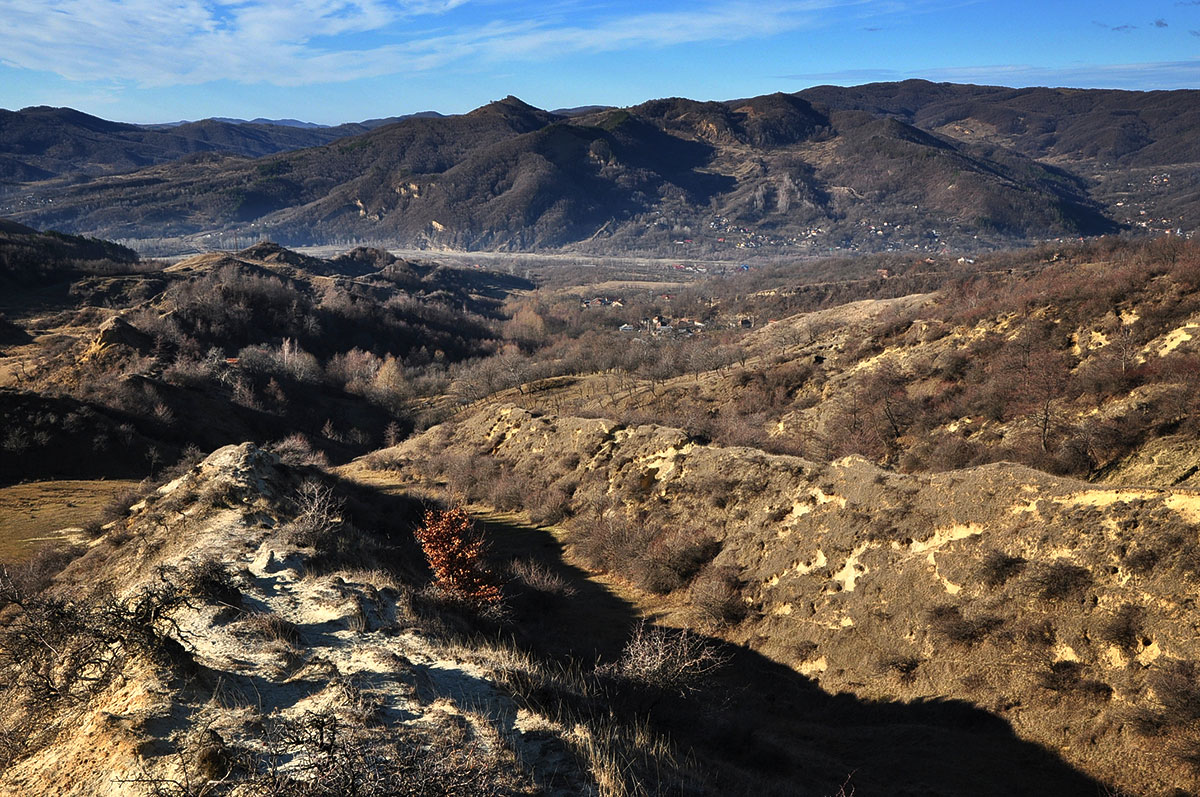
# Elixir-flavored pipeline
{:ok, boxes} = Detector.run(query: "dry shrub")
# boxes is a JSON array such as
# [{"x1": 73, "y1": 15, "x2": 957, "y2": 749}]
[
  {"x1": 526, "y1": 481, "x2": 573, "y2": 526},
  {"x1": 1123, "y1": 547, "x2": 1161, "y2": 575},
  {"x1": 269, "y1": 433, "x2": 329, "y2": 467},
  {"x1": 573, "y1": 513, "x2": 718, "y2": 594},
  {"x1": 879, "y1": 654, "x2": 922, "y2": 684},
  {"x1": 414, "y1": 506, "x2": 500, "y2": 607},
  {"x1": 977, "y1": 550, "x2": 1027, "y2": 587},
  {"x1": 1020, "y1": 618, "x2": 1057, "y2": 648},
  {"x1": 433, "y1": 452, "x2": 485, "y2": 500},
  {"x1": 600, "y1": 621, "x2": 729, "y2": 697},
  {"x1": 487, "y1": 467, "x2": 525, "y2": 511},
  {"x1": 506, "y1": 559, "x2": 577, "y2": 614},
  {"x1": 0, "y1": 569, "x2": 193, "y2": 705},
  {"x1": 507, "y1": 559, "x2": 576, "y2": 600},
  {"x1": 1027, "y1": 561, "x2": 1093, "y2": 601},
  {"x1": 1099, "y1": 603, "x2": 1145, "y2": 651},
  {"x1": 927, "y1": 604, "x2": 1003, "y2": 646},
  {"x1": 200, "y1": 478, "x2": 245, "y2": 509},
  {"x1": 241, "y1": 611, "x2": 301, "y2": 646},
  {"x1": 689, "y1": 564, "x2": 747, "y2": 627},
  {"x1": 1038, "y1": 661, "x2": 1112, "y2": 701},
  {"x1": 1136, "y1": 661, "x2": 1200, "y2": 750},
  {"x1": 362, "y1": 449, "x2": 406, "y2": 471},
  {"x1": 288, "y1": 480, "x2": 345, "y2": 550},
  {"x1": 635, "y1": 529, "x2": 721, "y2": 595},
  {"x1": 158, "y1": 444, "x2": 205, "y2": 482},
  {"x1": 182, "y1": 558, "x2": 242, "y2": 608},
  {"x1": 573, "y1": 513, "x2": 654, "y2": 576},
  {"x1": 100, "y1": 481, "x2": 153, "y2": 524},
  {"x1": 2, "y1": 543, "x2": 85, "y2": 596}
]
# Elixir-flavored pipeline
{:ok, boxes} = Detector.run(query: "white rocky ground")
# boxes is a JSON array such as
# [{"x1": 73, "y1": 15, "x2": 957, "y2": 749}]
[{"x1": 0, "y1": 443, "x2": 590, "y2": 796}]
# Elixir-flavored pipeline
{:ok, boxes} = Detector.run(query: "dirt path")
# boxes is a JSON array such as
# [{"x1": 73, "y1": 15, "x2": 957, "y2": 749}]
[
  {"x1": 336, "y1": 467, "x2": 651, "y2": 662},
  {"x1": 473, "y1": 512, "x2": 649, "y2": 661}
]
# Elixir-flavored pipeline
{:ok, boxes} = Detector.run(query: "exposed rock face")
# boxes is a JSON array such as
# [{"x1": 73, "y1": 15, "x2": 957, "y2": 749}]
[{"x1": 395, "y1": 405, "x2": 1200, "y2": 796}]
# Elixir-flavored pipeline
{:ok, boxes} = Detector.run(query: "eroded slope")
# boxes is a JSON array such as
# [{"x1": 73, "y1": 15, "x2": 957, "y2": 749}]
[{"x1": 377, "y1": 404, "x2": 1200, "y2": 796}]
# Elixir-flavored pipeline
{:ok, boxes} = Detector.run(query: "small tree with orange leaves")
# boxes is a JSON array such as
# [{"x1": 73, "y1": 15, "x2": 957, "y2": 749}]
[{"x1": 414, "y1": 506, "x2": 501, "y2": 607}]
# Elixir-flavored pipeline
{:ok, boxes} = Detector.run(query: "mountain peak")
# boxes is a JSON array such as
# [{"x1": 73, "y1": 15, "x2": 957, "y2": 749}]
[
  {"x1": 465, "y1": 95, "x2": 560, "y2": 133},
  {"x1": 469, "y1": 95, "x2": 543, "y2": 115}
]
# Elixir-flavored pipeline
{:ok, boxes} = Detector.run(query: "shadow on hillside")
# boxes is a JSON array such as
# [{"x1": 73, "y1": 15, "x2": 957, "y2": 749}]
[
  {"x1": 480, "y1": 516, "x2": 641, "y2": 661},
  {"x1": 476, "y1": 515, "x2": 1110, "y2": 797},
  {"x1": 0, "y1": 277, "x2": 79, "y2": 316}
]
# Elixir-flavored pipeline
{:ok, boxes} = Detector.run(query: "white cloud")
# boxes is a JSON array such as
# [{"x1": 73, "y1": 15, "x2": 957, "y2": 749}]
[
  {"x1": 783, "y1": 59, "x2": 1200, "y2": 91},
  {"x1": 0, "y1": 0, "x2": 876, "y2": 87},
  {"x1": 919, "y1": 60, "x2": 1200, "y2": 90}
]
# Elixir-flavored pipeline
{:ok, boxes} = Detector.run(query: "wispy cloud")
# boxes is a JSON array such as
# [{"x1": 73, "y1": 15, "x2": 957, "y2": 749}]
[
  {"x1": 0, "y1": 0, "x2": 880, "y2": 87},
  {"x1": 1154, "y1": 18, "x2": 1169, "y2": 28},
  {"x1": 782, "y1": 59, "x2": 1200, "y2": 91}
]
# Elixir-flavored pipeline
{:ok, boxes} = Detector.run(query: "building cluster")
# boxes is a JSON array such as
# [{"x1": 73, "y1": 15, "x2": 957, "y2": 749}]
[{"x1": 619, "y1": 315, "x2": 711, "y2": 335}]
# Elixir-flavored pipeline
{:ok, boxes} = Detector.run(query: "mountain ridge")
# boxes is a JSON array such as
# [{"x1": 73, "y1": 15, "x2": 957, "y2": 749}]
[{"x1": 3, "y1": 82, "x2": 1197, "y2": 254}]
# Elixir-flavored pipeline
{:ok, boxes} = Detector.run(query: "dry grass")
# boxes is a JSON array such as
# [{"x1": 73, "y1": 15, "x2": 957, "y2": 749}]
[
  {"x1": 0, "y1": 479, "x2": 139, "y2": 562},
  {"x1": 239, "y1": 611, "x2": 302, "y2": 647}
]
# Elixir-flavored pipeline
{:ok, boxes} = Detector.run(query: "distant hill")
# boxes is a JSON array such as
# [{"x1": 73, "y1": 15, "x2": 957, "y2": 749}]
[
  {"x1": 149, "y1": 113, "x2": 438, "y2": 131},
  {"x1": 551, "y1": 105, "x2": 617, "y2": 117},
  {"x1": 798, "y1": 79, "x2": 1200, "y2": 165},
  {"x1": 0, "y1": 106, "x2": 411, "y2": 182},
  {"x1": 4, "y1": 83, "x2": 1199, "y2": 253},
  {"x1": 0, "y1": 218, "x2": 140, "y2": 286}
]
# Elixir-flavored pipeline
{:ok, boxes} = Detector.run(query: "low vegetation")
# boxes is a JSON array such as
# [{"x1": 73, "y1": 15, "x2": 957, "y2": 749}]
[{"x1": 8, "y1": 225, "x2": 1200, "y2": 794}]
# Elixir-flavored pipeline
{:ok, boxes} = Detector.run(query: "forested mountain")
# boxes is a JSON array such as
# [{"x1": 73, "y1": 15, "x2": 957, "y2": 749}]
[{"x1": 2, "y1": 82, "x2": 1197, "y2": 254}]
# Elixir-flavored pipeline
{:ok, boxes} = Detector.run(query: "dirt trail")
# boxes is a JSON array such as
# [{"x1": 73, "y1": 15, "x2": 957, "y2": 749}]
[
  {"x1": 474, "y1": 512, "x2": 650, "y2": 661},
  {"x1": 338, "y1": 467, "x2": 650, "y2": 662}
]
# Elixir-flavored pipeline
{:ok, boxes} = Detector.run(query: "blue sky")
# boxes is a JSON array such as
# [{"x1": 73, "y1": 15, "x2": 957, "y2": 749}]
[{"x1": 2, "y1": 0, "x2": 1199, "y2": 124}]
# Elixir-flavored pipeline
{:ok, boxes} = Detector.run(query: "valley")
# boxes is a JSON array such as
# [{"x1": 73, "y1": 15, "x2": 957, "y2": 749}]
[{"x1": 4, "y1": 79, "x2": 1200, "y2": 796}]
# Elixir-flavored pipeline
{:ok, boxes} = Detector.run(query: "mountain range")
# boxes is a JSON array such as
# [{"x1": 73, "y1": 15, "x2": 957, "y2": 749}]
[{"x1": 1, "y1": 81, "x2": 1197, "y2": 254}]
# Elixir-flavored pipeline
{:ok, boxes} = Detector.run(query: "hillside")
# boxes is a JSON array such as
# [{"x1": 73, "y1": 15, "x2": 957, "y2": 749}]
[
  {"x1": 9, "y1": 228, "x2": 1200, "y2": 793},
  {"x1": 8, "y1": 84, "x2": 1181, "y2": 253},
  {"x1": 0, "y1": 436, "x2": 1114, "y2": 796},
  {"x1": 359, "y1": 402, "x2": 1200, "y2": 796},
  {"x1": 0, "y1": 231, "x2": 529, "y2": 484}
]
